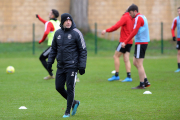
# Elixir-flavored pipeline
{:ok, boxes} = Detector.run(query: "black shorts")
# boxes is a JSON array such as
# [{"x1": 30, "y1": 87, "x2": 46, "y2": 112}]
[
  {"x1": 176, "y1": 41, "x2": 180, "y2": 50},
  {"x1": 134, "y1": 44, "x2": 148, "y2": 58},
  {"x1": 116, "y1": 42, "x2": 132, "y2": 53}
]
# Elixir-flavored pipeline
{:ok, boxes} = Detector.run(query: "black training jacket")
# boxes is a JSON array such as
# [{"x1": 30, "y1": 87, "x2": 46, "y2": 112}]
[{"x1": 48, "y1": 19, "x2": 87, "y2": 70}]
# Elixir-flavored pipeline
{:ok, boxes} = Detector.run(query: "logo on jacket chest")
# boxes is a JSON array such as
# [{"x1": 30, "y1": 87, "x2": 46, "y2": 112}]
[
  {"x1": 57, "y1": 35, "x2": 61, "y2": 39},
  {"x1": 68, "y1": 34, "x2": 72, "y2": 39}
]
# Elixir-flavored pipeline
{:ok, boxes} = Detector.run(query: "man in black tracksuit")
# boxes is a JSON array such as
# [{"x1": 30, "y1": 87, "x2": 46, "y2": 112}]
[{"x1": 47, "y1": 13, "x2": 87, "y2": 118}]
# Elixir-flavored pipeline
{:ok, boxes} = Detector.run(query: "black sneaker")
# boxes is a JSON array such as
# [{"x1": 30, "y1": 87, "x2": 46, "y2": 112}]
[
  {"x1": 145, "y1": 81, "x2": 151, "y2": 87},
  {"x1": 132, "y1": 85, "x2": 145, "y2": 89}
]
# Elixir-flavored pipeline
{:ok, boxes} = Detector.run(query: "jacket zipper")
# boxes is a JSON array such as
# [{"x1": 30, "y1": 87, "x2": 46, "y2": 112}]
[{"x1": 61, "y1": 29, "x2": 65, "y2": 67}]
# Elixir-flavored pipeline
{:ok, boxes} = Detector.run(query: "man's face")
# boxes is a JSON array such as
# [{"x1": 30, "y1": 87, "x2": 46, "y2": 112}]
[
  {"x1": 63, "y1": 19, "x2": 72, "y2": 28},
  {"x1": 178, "y1": 9, "x2": 180, "y2": 16},
  {"x1": 129, "y1": 11, "x2": 136, "y2": 18},
  {"x1": 49, "y1": 11, "x2": 54, "y2": 19}
]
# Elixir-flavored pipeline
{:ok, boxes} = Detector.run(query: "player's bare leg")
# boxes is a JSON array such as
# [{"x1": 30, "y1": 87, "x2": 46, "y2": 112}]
[
  {"x1": 122, "y1": 52, "x2": 132, "y2": 82},
  {"x1": 175, "y1": 50, "x2": 180, "y2": 72},
  {"x1": 133, "y1": 57, "x2": 150, "y2": 87},
  {"x1": 133, "y1": 57, "x2": 138, "y2": 68},
  {"x1": 178, "y1": 50, "x2": 180, "y2": 63},
  {"x1": 108, "y1": 51, "x2": 122, "y2": 81},
  {"x1": 123, "y1": 52, "x2": 131, "y2": 73},
  {"x1": 114, "y1": 51, "x2": 123, "y2": 73},
  {"x1": 144, "y1": 73, "x2": 147, "y2": 78},
  {"x1": 132, "y1": 57, "x2": 145, "y2": 89},
  {"x1": 134, "y1": 58, "x2": 147, "y2": 79},
  {"x1": 135, "y1": 58, "x2": 145, "y2": 82}
]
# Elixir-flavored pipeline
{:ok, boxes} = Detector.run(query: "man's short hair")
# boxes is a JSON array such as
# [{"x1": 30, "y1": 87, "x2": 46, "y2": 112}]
[
  {"x1": 178, "y1": 7, "x2": 180, "y2": 9},
  {"x1": 52, "y1": 9, "x2": 59, "y2": 18},
  {"x1": 128, "y1": 4, "x2": 138, "y2": 12}
]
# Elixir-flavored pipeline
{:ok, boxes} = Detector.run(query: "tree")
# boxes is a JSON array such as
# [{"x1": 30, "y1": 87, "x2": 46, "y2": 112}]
[{"x1": 70, "y1": 0, "x2": 90, "y2": 33}]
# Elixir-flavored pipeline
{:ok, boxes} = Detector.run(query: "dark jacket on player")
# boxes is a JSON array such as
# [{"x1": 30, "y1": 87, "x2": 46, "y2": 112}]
[{"x1": 48, "y1": 13, "x2": 87, "y2": 70}]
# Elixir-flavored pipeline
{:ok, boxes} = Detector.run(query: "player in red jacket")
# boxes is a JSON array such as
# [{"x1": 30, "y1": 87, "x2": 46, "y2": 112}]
[
  {"x1": 171, "y1": 6, "x2": 180, "y2": 72},
  {"x1": 36, "y1": 9, "x2": 60, "y2": 80},
  {"x1": 101, "y1": 7, "x2": 134, "y2": 82}
]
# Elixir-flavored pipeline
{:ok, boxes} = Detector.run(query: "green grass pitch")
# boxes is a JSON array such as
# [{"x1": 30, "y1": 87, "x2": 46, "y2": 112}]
[
  {"x1": 0, "y1": 34, "x2": 180, "y2": 119},
  {"x1": 0, "y1": 55, "x2": 180, "y2": 120}
]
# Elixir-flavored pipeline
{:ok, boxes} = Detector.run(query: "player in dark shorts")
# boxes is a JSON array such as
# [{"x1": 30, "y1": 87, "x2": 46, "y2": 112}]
[
  {"x1": 101, "y1": 6, "x2": 134, "y2": 82},
  {"x1": 122, "y1": 4, "x2": 151, "y2": 89},
  {"x1": 171, "y1": 6, "x2": 180, "y2": 72}
]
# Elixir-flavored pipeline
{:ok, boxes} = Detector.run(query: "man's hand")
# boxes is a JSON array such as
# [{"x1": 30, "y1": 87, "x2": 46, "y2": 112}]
[
  {"x1": 173, "y1": 36, "x2": 176, "y2": 41},
  {"x1": 79, "y1": 68, "x2": 85, "y2": 75},
  {"x1": 39, "y1": 40, "x2": 42, "y2": 44},
  {"x1": 121, "y1": 42, "x2": 126, "y2": 48},
  {"x1": 36, "y1": 14, "x2": 39, "y2": 18},
  {"x1": 101, "y1": 30, "x2": 106, "y2": 35}
]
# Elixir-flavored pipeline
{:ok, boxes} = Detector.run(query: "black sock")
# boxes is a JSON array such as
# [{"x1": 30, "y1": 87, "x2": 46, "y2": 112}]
[
  {"x1": 144, "y1": 78, "x2": 148, "y2": 83},
  {"x1": 178, "y1": 63, "x2": 180, "y2": 69},
  {"x1": 127, "y1": 72, "x2": 131, "y2": 78},
  {"x1": 115, "y1": 72, "x2": 119, "y2": 77},
  {"x1": 140, "y1": 82, "x2": 144, "y2": 87}
]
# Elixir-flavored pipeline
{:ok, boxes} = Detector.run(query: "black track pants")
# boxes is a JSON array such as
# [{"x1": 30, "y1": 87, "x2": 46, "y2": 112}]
[
  {"x1": 55, "y1": 68, "x2": 77, "y2": 114},
  {"x1": 39, "y1": 46, "x2": 53, "y2": 76}
]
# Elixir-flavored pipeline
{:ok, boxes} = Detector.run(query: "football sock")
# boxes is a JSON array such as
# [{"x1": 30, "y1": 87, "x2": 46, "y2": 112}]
[
  {"x1": 115, "y1": 72, "x2": 119, "y2": 77},
  {"x1": 140, "y1": 82, "x2": 144, "y2": 87},
  {"x1": 178, "y1": 63, "x2": 180, "y2": 69},
  {"x1": 127, "y1": 72, "x2": 131, "y2": 78},
  {"x1": 144, "y1": 78, "x2": 148, "y2": 83}
]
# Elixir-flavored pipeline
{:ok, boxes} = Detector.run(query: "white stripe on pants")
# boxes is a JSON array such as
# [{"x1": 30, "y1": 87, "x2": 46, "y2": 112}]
[{"x1": 43, "y1": 47, "x2": 51, "y2": 56}]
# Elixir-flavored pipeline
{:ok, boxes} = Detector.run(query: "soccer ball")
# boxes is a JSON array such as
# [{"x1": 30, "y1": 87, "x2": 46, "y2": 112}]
[
  {"x1": 6, "y1": 66, "x2": 15, "y2": 74},
  {"x1": 111, "y1": 70, "x2": 116, "y2": 74}
]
